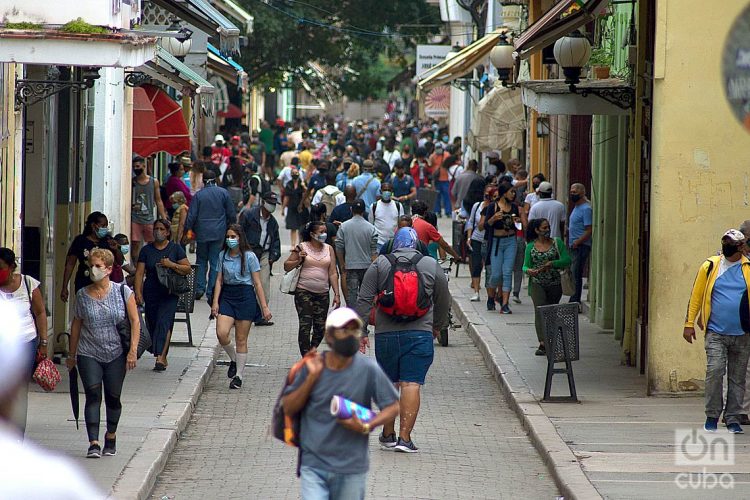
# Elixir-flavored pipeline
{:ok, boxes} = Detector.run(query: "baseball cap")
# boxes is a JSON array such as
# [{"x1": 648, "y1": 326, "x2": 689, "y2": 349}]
[
  {"x1": 538, "y1": 181, "x2": 553, "y2": 194},
  {"x1": 352, "y1": 199, "x2": 366, "y2": 212},
  {"x1": 180, "y1": 156, "x2": 192, "y2": 167},
  {"x1": 214, "y1": 134, "x2": 225, "y2": 143},
  {"x1": 325, "y1": 307, "x2": 363, "y2": 331},
  {"x1": 0, "y1": 301, "x2": 27, "y2": 399},
  {"x1": 723, "y1": 229, "x2": 745, "y2": 243},
  {"x1": 231, "y1": 135, "x2": 241, "y2": 142},
  {"x1": 262, "y1": 191, "x2": 280, "y2": 205}
]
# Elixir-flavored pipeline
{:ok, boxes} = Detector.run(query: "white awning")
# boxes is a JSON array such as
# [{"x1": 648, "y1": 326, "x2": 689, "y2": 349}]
[
  {"x1": 212, "y1": 0, "x2": 254, "y2": 35},
  {"x1": 468, "y1": 85, "x2": 526, "y2": 152}
]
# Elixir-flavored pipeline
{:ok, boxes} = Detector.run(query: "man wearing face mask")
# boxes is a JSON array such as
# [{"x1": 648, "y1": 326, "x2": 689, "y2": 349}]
[
  {"x1": 371, "y1": 182, "x2": 404, "y2": 251},
  {"x1": 282, "y1": 308, "x2": 399, "y2": 499},
  {"x1": 684, "y1": 230, "x2": 750, "y2": 433},
  {"x1": 240, "y1": 191, "x2": 282, "y2": 326},
  {"x1": 567, "y1": 183, "x2": 593, "y2": 304},
  {"x1": 131, "y1": 156, "x2": 167, "y2": 263}
]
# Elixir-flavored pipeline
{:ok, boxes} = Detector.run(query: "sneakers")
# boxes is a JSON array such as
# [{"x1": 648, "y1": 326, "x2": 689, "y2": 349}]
[
  {"x1": 227, "y1": 361, "x2": 237, "y2": 379},
  {"x1": 103, "y1": 436, "x2": 116, "y2": 456},
  {"x1": 470, "y1": 293, "x2": 480, "y2": 302},
  {"x1": 535, "y1": 345, "x2": 546, "y2": 356},
  {"x1": 379, "y1": 433, "x2": 397, "y2": 450},
  {"x1": 512, "y1": 293, "x2": 522, "y2": 304},
  {"x1": 501, "y1": 304, "x2": 512, "y2": 314},
  {"x1": 229, "y1": 376, "x2": 243, "y2": 389},
  {"x1": 394, "y1": 437, "x2": 419, "y2": 453},
  {"x1": 728, "y1": 422, "x2": 744, "y2": 434},
  {"x1": 704, "y1": 417, "x2": 719, "y2": 432},
  {"x1": 486, "y1": 298, "x2": 496, "y2": 311},
  {"x1": 86, "y1": 444, "x2": 102, "y2": 459}
]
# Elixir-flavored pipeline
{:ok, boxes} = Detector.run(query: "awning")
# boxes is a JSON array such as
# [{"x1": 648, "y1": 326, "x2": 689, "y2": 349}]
[
  {"x1": 141, "y1": 45, "x2": 215, "y2": 106},
  {"x1": 217, "y1": 103, "x2": 245, "y2": 119},
  {"x1": 520, "y1": 79, "x2": 633, "y2": 116},
  {"x1": 132, "y1": 84, "x2": 191, "y2": 156},
  {"x1": 150, "y1": 0, "x2": 241, "y2": 55},
  {"x1": 207, "y1": 42, "x2": 248, "y2": 91},
  {"x1": 417, "y1": 28, "x2": 506, "y2": 92},
  {"x1": 0, "y1": 29, "x2": 156, "y2": 67},
  {"x1": 212, "y1": 0, "x2": 254, "y2": 35},
  {"x1": 132, "y1": 87, "x2": 159, "y2": 156},
  {"x1": 468, "y1": 85, "x2": 526, "y2": 152},
  {"x1": 514, "y1": 0, "x2": 610, "y2": 60}
]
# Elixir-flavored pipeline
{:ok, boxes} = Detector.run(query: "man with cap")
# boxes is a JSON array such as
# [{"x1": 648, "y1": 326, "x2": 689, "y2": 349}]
[
  {"x1": 282, "y1": 307, "x2": 399, "y2": 500},
  {"x1": 684, "y1": 229, "x2": 750, "y2": 433},
  {"x1": 351, "y1": 159, "x2": 381, "y2": 209},
  {"x1": 355, "y1": 227, "x2": 450, "y2": 453},
  {"x1": 0, "y1": 302, "x2": 102, "y2": 498},
  {"x1": 239, "y1": 191, "x2": 281, "y2": 325},
  {"x1": 211, "y1": 134, "x2": 232, "y2": 176},
  {"x1": 184, "y1": 170, "x2": 237, "y2": 302},
  {"x1": 528, "y1": 181, "x2": 566, "y2": 238},
  {"x1": 335, "y1": 199, "x2": 378, "y2": 307}
]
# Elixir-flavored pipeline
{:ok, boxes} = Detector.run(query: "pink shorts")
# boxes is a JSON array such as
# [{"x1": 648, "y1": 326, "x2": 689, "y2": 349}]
[{"x1": 131, "y1": 222, "x2": 155, "y2": 243}]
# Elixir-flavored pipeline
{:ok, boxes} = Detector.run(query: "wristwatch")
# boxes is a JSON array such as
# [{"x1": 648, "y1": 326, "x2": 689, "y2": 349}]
[{"x1": 361, "y1": 423, "x2": 371, "y2": 435}]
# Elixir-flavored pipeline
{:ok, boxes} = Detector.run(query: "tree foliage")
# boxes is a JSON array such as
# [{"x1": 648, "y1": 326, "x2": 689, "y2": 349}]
[{"x1": 235, "y1": 0, "x2": 441, "y2": 99}]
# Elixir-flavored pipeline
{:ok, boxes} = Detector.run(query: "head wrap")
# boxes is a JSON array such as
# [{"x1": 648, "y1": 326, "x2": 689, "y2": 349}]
[{"x1": 393, "y1": 227, "x2": 418, "y2": 251}]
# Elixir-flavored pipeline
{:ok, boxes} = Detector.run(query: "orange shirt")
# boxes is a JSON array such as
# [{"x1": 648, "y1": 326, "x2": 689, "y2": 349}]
[{"x1": 429, "y1": 152, "x2": 449, "y2": 182}]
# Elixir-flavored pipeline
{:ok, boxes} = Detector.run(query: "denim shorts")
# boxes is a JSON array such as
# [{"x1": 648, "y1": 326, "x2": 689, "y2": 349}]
[{"x1": 375, "y1": 330, "x2": 434, "y2": 385}]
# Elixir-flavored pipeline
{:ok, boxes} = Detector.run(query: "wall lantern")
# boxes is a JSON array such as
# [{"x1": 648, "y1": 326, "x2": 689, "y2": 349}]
[
  {"x1": 553, "y1": 30, "x2": 591, "y2": 91},
  {"x1": 159, "y1": 18, "x2": 194, "y2": 60},
  {"x1": 490, "y1": 32, "x2": 515, "y2": 87},
  {"x1": 536, "y1": 115, "x2": 550, "y2": 137}
]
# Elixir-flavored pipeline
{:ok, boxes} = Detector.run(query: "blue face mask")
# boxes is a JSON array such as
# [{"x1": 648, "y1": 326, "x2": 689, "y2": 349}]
[
  {"x1": 381, "y1": 191, "x2": 392, "y2": 202},
  {"x1": 226, "y1": 237, "x2": 239, "y2": 249},
  {"x1": 120, "y1": 244, "x2": 130, "y2": 255},
  {"x1": 96, "y1": 227, "x2": 109, "y2": 239},
  {"x1": 172, "y1": 203, "x2": 181, "y2": 210},
  {"x1": 442, "y1": 135, "x2": 449, "y2": 143}
]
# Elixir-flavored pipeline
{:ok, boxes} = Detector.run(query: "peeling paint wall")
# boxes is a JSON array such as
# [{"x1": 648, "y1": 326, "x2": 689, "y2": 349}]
[{"x1": 648, "y1": 0, "x2": 750, "y2": 393}]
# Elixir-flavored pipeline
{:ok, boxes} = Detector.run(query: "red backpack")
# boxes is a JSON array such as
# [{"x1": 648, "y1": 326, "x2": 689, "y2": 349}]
[{"x1": 377, "y1": 254, "x2": 432, "y2": 321}]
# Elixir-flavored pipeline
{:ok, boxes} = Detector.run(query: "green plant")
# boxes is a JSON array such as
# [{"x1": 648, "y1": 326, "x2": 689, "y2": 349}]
[
  {"x1": 4, "y1": 21, "x2": 43, "y2": 30},
  {"x1": 60, "y1": 18, "x2": 108, "y2": 35},
  {"x1": 590, "y1": 46, "x2": 613, "y2": 67}
]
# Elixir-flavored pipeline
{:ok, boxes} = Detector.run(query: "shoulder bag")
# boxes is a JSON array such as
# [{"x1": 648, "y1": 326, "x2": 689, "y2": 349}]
[
  {"x1": 554, "y1": 238, "x2": 575, "y2": 297},
  {"x1": 280, "y1": 245, "x2": 303, "y2": 294},
  {"x1": 155, "y1": 244, "x2": 190, "y2": 295},
  {"x1": 116, "y1": 284, "x2": 152, "y2": 358}
]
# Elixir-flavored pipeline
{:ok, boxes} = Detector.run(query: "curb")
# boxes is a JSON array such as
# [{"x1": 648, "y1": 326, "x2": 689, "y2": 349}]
[
  {"x1": 109, "y1": 328, "x2": 220, "y2": 500},
  {"x1": 450, "y1": 293, "x2": 602, "y2": 500}
]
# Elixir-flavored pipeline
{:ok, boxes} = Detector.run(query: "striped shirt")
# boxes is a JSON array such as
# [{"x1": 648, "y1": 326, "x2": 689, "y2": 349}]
[{"x1": 74, "y1": 283, "x2": 131, "y2": 362}]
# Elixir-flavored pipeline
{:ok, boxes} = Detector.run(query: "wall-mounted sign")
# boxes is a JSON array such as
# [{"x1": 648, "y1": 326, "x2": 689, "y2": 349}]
[
  {"x1": 723, "y1": 4, "x2": 750, "y2": 134},
  {"x1": 424, "y1": 86, "x2": 450, "y2": 119},
  {"x1": 416, "y1": 45, "x2": 451, "y2": 78}
]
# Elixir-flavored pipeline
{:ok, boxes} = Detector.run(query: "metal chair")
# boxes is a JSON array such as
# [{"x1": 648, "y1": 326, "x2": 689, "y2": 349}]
[
  {"x1": 171, "y1": 265, "x2": 197, "y2": 347},
  {"x1": 538, "y1": 302, "x2": 580, "y2": 402}
]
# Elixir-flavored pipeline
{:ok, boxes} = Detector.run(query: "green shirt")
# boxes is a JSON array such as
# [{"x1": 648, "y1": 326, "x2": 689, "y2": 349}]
[
  {"x1": 522, "y1": 237, "x2": 571, "y2": 287},
  {"x1": 258, "y1": 127, "x2": 274, "y2": 154}
]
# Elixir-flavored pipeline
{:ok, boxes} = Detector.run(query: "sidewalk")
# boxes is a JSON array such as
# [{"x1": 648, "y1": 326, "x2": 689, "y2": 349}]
[
  {"x1": 448, "y1": 270, "x2": 750, "y2": 499},
  {"x1": 25, "y1": 298, "x2": 218, "y2": 500}
]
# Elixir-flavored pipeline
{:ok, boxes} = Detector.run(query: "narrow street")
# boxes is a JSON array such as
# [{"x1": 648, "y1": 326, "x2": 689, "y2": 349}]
[{"x1": 151, "y1": 232, "x2": 559, "y2": 499}]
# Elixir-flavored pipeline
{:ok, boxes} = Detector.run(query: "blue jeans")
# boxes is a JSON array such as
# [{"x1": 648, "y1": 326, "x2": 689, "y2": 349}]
[
  {"x1": 196, "y1": 239, "x2": 223, "y2": 299},
  {"x1": 569, "y1": 244, "x2": 591, "y2": 303},
  {"x1": 488, "y1": 236, "x2": 517, "y2": 292},
  {"x1": 300, "y1": 466, "x2": 366, "y2": 500},
  {"x1": 433, "y1": 180, "x2": 451, "y2": 216}
]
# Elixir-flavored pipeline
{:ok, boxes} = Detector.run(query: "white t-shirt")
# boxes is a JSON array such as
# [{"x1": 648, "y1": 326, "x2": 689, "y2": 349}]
[
  {"x1": 372, "y1": 200, "x2": 404, "y2": 245},
  {"x1": 717, "y1": 255, "x2": 742, "y2": 279},
  {"x1": 278, "y1": 166, "x2": 306, "y2": 188},
  {"x1": 259, "y1": 215, "x2": 270, "y2": 250},
  {"x1": 449, "y1": 164, "x2": 464, "y2": 181},
  {"x1": 0, "y1": 274, "x2": 40, "y2": 342},
  {"x1": 528, "y1": 198, "x2": 567, "y2": 238},
  {"x1": 312, "y1": 185, "x2": 346, "y2": 207},
  {"x1": 382, "y1": 149, "x2": 400, "y2": 170},
  {"x1": 524, "y1": 191, "x2": 539, "y2": 208}
]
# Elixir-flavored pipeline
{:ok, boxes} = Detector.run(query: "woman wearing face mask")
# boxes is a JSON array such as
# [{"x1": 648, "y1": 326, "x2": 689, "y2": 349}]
[
  {"x1": 466, "y1": 186, "x2": 497, "y2": 302},
  {"x1": 211, "y1": 225, "x2": 272, "y2": 389},
  {"x1": 523, "y1": 218, "x2": 571, "y2": 356},
  {"x1": 61, "y1": 211, "x2": 124, "y2": 302},
  {"x1": 134, "y1": 219, "x2": 192, "y2": 371},
  {"x1": 283, "y1": 167, "x2": 309, "y2": 247},
  {"x1": 284, "y1": 221, "x2": 341, "y2": 356},
  {"x1": 309, "y1": 203, "x2": 338, "y2": 246},
  {"x1": 479, "y1": 183, "x2": 521, "y2": 313},
  {"x1": 169, "y1": 191, "x2": 189, "y2": 249},
  {"x1": 0, "y1": 247, "x2": 49, "y2": 435},
  {"x1": 66, "y1": 248, "x2": 140, "y2": 458}
]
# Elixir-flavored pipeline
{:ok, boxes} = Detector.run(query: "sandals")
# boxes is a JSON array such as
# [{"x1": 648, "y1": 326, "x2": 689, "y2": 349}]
[{"x1": 153, "y1": 362, "x2": 167, "y2": 372}]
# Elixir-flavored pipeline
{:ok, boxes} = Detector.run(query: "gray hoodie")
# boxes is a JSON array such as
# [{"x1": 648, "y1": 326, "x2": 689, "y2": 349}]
[{"x1": 355, "y1": 248, "x2": 450, "y2": 335}]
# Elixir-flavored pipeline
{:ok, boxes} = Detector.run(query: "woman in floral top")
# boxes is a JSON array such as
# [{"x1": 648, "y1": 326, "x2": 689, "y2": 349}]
[{"x1": 523, "y1": 218, "x2": 571, "y2": 356}]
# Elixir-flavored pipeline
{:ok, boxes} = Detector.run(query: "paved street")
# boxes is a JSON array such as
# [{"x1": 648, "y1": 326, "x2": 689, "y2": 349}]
[{"x1": 151, "y1": 239, "x2": 559, "y2": 499}]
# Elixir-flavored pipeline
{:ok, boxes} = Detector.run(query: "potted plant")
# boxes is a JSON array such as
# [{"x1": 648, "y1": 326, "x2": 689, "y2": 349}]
[{"x1": 590, "y1": 46, "x2": 613, "y2": 79}]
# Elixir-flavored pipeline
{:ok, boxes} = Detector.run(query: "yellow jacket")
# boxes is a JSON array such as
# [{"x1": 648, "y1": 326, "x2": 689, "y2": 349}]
[{"x1": 684, "y1": 255, "x2": 750, "y2": 330}]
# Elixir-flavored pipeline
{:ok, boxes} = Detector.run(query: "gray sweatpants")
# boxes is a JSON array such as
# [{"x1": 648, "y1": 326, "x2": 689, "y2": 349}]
[{"x1": 705, "y1": 332, "x2": 750, "y2": 424}]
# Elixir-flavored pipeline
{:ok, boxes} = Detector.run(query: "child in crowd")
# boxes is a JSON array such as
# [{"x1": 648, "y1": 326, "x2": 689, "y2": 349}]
[{"x1": 114, "y1": 233, "x2": 135, "y2": 287}]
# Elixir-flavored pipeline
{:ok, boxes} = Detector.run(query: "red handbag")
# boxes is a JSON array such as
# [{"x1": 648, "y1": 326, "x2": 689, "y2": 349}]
[{"x1": 33, "y1": 353, "x2": 61, "y2": 392}]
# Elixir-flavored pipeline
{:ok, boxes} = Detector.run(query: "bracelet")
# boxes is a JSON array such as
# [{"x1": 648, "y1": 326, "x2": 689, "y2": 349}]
[
  {"x1": 361, "y1": 422, "x2": 371, "y2": 435},
  {"x1": 39, "y1": 340, "x2": 48, "y2": 345}
]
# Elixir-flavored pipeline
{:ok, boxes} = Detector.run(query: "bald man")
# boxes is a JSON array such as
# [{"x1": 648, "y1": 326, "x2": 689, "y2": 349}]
[
  {"x1": 328, "y1": 185, "x2": 368, "y2": 226},
  {"x1": 568, "y1": 183, "x2": 593, "y2": 304}
]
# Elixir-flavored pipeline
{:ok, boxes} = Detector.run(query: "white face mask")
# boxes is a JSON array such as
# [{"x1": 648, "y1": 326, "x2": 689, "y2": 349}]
[
  {"x1": 264, "y1": 202, "x2": 276, "y2": 214},
  {"x1": 90, "y1": 266, "x2": 109, "y2": 282},
  {"x1": 316, "y1": 233, "x2": 328, "y2": 243}
]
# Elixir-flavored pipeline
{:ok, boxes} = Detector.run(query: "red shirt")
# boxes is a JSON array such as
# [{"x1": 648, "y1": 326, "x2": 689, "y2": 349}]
[
  {"x1": 211, "y1": 146, "x2": 231, "y2": 166},
  {"x1": 412, "y1": 216, "x2": 441, "y2": 244}
]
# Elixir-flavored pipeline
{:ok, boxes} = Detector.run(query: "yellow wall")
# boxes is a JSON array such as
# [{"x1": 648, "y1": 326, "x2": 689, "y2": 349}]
[
  {"x1": 0, "y1": 63, "x2": 20, "y2": 251},
  {"x1": 648, "y1": 0, "x2": 750, "y2": 393}
]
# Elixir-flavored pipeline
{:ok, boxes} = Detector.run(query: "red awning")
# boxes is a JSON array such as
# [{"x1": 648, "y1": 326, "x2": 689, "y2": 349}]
[
  {"x1": 217, "y1": 102, "x2": 245, "y2": 119},
  {"x1": 132, "y1": 87, "x2": 158, "y2": 156},
  {"x1": 132, "y1": 84, "x2": 190, "y2": 157}
]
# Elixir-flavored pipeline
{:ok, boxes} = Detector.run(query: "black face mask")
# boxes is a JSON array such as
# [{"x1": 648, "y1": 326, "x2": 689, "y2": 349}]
[
  {"x1": 134, "y1": 168, "x2": 144, "y2": 176},
  {"x1": 722, "y1": 244, "x2": 740, "y2": 258},
  {"x1": 331, "y1": 335, "x2": 359, "y2": 357},
  {"x1": 570, "y1": 194, "x2": 582, "y2": 203},
  {"x1": 532, "y1": 182, "x2": 540, "y2": 190}
]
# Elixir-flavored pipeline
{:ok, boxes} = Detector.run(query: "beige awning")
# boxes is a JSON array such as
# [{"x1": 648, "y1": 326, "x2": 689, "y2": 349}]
[
  {"x1": 468, "y1": 85, "x2": 526, "y2": 152},
  {"x1": 417, "y1": 28, "x2": 506, "y2": 92}
]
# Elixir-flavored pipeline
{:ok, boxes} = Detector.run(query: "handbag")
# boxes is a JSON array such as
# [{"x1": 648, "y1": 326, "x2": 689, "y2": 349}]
[
  {"x1": 117, "y1": 284, "x2": 152, "y2": 358},
  {"x1": 280, "y1": 245, "x2": 303, "y2": 294},
  {"x1": 554, "y1": 239, "x2": 576, "y2": 297},
  {"x1": 156, "y1": 263, "x2": 190, "y2": 295},
  {"x1": 33, "y1": 353, "x2": 61, "y2": 392}
]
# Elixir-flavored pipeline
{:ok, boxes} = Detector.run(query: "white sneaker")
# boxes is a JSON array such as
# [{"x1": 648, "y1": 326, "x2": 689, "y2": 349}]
[{"x1": 470, "y1": 293, "x2": 480, "y2": 302}]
